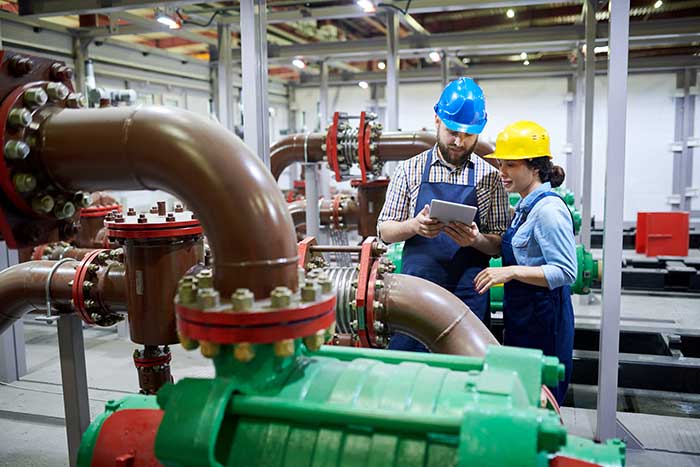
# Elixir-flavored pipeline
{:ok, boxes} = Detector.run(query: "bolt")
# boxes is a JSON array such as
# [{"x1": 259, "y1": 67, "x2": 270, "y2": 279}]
[
  {"x1": 350, "y1": 300, "x2": 357, "y2": 312},
  {"x1": 178, "y1": 332, "x2": 199, "y2": 350},
  {"x1": 374, "y1": 280, "x2": 384, "y2": 290},
  {"x1": 303, "y1": 331, "x2": 326, "y2": 352},
  {"x1": 270, "y1": 286, "x2": 292, "y2": 308},
  {"x1": 233, "y1": 343, "x2": 255, "y2": 363},
  {"x1": 165, "y1": 213, "x2": 176, "y2": 222},
  {"x1": 32, "y1": 194, "x2": 55, "y2": 214},
  {"x1": 8, "y1": 108, "x2": 32, "y2": 128},
  {"x1": 351, "y1": 279, "x2": 358, "y2": 289},
  {"x1": 301, "y1": 282, "x2": 321, "y2": 302},
  {"x1": 114, "y1": 213, "x2": 125, "y2": 223},
  {"x1": 125, "y1": 207, "x2": 136, "y2": 216},
  {"x1": 23, "y1": 88, "x2": 48, "y2": 108},
  {"x1": 46, "y1": 82, "x2": 69, "y2": 101},
  {"x1": 149, "y1": 206, "x2": 158, "y2": 214},
  {"x1": 136, "y1": 213, "x2": 147, "y2": 223},
  {"x1": 65, "y1": 93, "x2": 87, "y2": 109},
  {"x1": 53, "y1": 200, "x2": 76, "y2": 219},
  {"x1": 133, "y1": 349, "x2": 141, "y2": 359},
  {"x1": 197, "y1": 288, "x2": 220, "y2": 309},
  {"x1": 84, "y1": 299, "x2": 96, "y2": 309},
  {"x1": 375, "y1": 336, "x2": 387, "y2": 347},
  {"x1": 318, "y1": 276, "x2": 333, "y2": 294},
  {"x1": 195, "y1": 270, "x2": 214, "y2": 289},
  {"x1": 199, "y1": 341, "x2": 220, "y2": 358},
  {"x1": 174, "y1": 204, "x2": 184, "y2": 213},
  {"x1": 4, "y1": 140, "x2": 31, "y2": 160},
  {"x1": 50, "y1": 63, "x2": 73, "y2": 81},
  {"x1": 96, "y1": 251, "x2": 109, "y2": 264},
  {"x1": 12, "y1": 173, "x2": 36, "y2": 193},
  {"x1": 8, "y1": 55, "x2": 33, "y2": 76},
  {"x1": 373, "y1": 321, "x2": 385, "y2": 334},
  {"x1": 373, "y1": 300, "x2": 383, "y2": 312},
  {"x1": 350, "y1": 319, "x2": 358, "y2": 331},
  {"x1": 231, "y1": 288, "x2": 254, "y2": 311},
  {"x1": 73, "y1": 192, "x2": 91, "y2": 208},
  {"x1": 178, "y1": 281, "x2": 197, "y2": 305},
  {"x1": 87, "y1": 264, "x2": 99, "y2": 275},
  {"x1": 83, "y1": 281, "x2": 94, "y2": 294},
  {"x1": 273, "y1": 339, "x2": 295, "y2": 358}
]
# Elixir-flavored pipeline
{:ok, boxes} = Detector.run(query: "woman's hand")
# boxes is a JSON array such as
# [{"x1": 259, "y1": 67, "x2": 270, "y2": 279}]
[{"x1": 474, "y1": 266, "x2": 515, "y2": 294}]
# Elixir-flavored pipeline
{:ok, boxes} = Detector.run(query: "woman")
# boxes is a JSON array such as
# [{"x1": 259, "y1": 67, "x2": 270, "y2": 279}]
[{"x1": 473, "y1": 121, "x2": 577, "y2": 404}]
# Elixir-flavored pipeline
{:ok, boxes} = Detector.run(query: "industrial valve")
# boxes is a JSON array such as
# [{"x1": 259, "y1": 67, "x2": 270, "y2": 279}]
[{"x1": 325, "y1": 111, "x2": 384, "y2": 183}]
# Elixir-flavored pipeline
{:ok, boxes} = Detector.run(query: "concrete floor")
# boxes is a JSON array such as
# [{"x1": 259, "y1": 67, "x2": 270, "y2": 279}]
[{"x1": 2, "y1": 288, "x2": 700, "y2": 466}]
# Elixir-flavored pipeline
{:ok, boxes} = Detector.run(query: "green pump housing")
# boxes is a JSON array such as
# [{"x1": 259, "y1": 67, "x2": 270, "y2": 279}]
[{"x1": 79, "y1": 343, "x2": 624, "y2": 467}]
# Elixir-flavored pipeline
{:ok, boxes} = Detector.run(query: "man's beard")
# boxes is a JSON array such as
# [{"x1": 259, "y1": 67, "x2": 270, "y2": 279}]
[{"x1": 437, "y1": 138, "x2": 478, "y2": 166}]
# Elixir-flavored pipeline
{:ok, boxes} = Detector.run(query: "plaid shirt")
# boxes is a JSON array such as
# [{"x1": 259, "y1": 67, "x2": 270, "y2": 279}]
[{"x1": 378, "y1": 145, "x2": 510, "y2": 236}]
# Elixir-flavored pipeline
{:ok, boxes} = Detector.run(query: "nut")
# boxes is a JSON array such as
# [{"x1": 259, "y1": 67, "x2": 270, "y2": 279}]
[
  {"x1": 199, "y1": 341, "x2": 220, "y2": 358},
  {"x1": 32, "y1": 195, "x2": 55, "y2": 214},
  {"x1": 233, "y1": 343, "x2": 255, "y2": 363},
  {"x1": 303, "y1": 331, "x2": 326, "y2": 352},
  {"x1": 178, "y1": 282, "x2": 196, "y2": 305},
  {"x1": 4, "y1": 140, "x2": 30, "y2": 160},
  {"x1": 273, "y1": 339, "x2": 295, "y2": 358},
  {"x1": 373, "y1": 321, "x2": 385, "y2": 334},
  {"x1": 8, "y1": 108, "x2": 32, "y2": 128},
  {"x1": 178, "y1": 333, "x2": 199, "y2": 350},
  {"x1": 108, "y1": 248, "x2": 124, "y2": 262},
  {"x1": 23, "y1": 88, "x2": 48, "y2": 107},
  {"x1": 374, "y1": 280, "x2": 384, "y2": 290},
  {"x1": 12, "y1": 173, "x2": 36, "y2": 193},
  {"x1": 95, "y1": 251, "x2": 109, "y2": 264},
  {"x1": 230, "y1": 288, "x2": 254, "y2": 311},
  {"x1": 50, "y1": 63, "x2": 73, "y2": 81},
  {"x1": 270, "y1": 286, "x2": 292, "y2": 308},
  {"x1": 9, "y1": 56, "x2": 33, "y2": 76},
  {"x1": 46, "y1": 82, "x2": 69, "y2": 101},
  {"x1": 197, "y1": 288, "x2": 220, "y2": 309},
  {"x1": 54, "y1": 201, "x2": 76, "y2": 219},
  {"x1": 65, "y1": 93, "x2": 87, "y2": 109},
  {"x1": 138, "y1": 214, "x2": 148, "y2": 223},
  {"x1": 195, "y1": 270, "x2": 214, "y2": 289},
  {"x1": 174, "y1": 204, "x2": 184, "y2": 213},
  {"x1": 301, "y1": 282, "x2": 321, "y2": 302},
  {"x1": 73, "y1": 192, "x2": 91, "y2": 208}
]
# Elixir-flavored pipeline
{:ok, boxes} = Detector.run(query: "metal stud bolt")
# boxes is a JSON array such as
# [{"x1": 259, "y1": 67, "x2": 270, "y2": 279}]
[
  {"x1": 303, "y1": 331, "x2": 325, "y2": 352},
  {"x1": 197, "y1": 288, "x2": 219, "y2": 309},
  {"x1": 73, "y1": 192, "x2": 91, "y2": 208},
  {"x1": 301, "y1": 282, "x2": 320, "y2": 302},
  {"x1": 12, "y1": 173, "x2": 36, "y2": 192},
  {"x1": 32, "y1": 194, "x2": 55, "y2": 214},
  {"x1": 8, "y1": 108, "x2": 32, "y2": 128},
  {"x1": 231, "y1": 288, "x2": 254, "y2": 311},
  {"x1": 270, "y1": 286, "x2": 292, "y2": 308},
  {"x1": 178, "y1": 332, "x2": 199, "y2": 350},
  {"x1": 54, "y1": 201, "x2": 76, "y2": 219},
  {"x1": 65, "y1": 93, "x2": 87, "y2": 109},
  {"x1": 195, "y1": 270, "x2": 214, "y2": 289},
  {"x1": 23, "y1": 88, "x2": 48, "y2": 108},
  {"x1": 273, "y1": 339, "x2": 295, "y2": 358},
  {"x1": 233, "y1": 343, "x2": 255, "y2": 363},
  {"x1": 4, "y1": 140, "x2": 30, "y2": 160},
  {"x1": 46, "y1": 82, "x2": 69, "y2": 101},
  {"x1": 200, "y1": 341, "x2": 220, "y2": 358}
]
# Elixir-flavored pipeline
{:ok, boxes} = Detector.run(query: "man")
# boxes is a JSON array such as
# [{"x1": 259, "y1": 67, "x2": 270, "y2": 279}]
[{"x1": 377, "y1": 77, "x2": 510, "y2": 352}]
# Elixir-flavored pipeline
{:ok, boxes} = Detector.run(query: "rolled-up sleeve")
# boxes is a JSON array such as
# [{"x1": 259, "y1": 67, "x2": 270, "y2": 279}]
[
  {"x1": 485, "y1": 171, "x2": 510, "y2": 235},
  {"x1": 533, "y1": 202, "x2": 577, "y2": 289},
  {"x1": 377, "y1": 162, "x2": 411, "y2": 226}
]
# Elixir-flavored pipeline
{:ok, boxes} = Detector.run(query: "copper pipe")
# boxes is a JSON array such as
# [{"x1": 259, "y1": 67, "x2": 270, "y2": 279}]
[
  {"x1": 270, "y1": 133, "x2": 326, "y2": 180},
  {"x1": 378, "y1": 273, "x2": 498, "y2": 357},
  {"x1": 288, "y1": 197, "x2": 359, "y2": 237},
  {"x1": 0, "y1": 260, "x2": 127, "y2": 334},
  {"x1": 375, "y1": 131, "x2": 437, "y2": 162},
  {"x1": 37, "y1": 107, "x2": 297, "y2": 297}
]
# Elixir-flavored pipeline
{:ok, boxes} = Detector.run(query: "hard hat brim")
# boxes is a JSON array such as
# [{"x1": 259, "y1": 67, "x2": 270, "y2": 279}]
[
  {"x1": 440, "y1": 117, "x2": 486, "y2": 135},
  {"x1": 482, "y1": 152, "x2": 553, "y2": 160}
]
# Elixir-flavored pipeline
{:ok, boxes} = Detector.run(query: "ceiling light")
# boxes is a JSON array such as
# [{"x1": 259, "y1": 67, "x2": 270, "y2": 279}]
[
  {"x1": 377, "y1": 61, "x2": 386, "y2": 70},
  {"x1": 292, "y1": 58, "x2": 306, "y2": 69},
  {"x1": 594, "y1": 46, "x2": 609, "y2": 54},
  {"x1": 358, "y1": 81, "x2": 369, "y2": 89},
  {"x1": 462, "y1": 57, "x2": 471, "y2": 64},
  {"x1": 506, "y1": 9, "x2": 515, "y2": 18},
  {"x1": 653, "y1": 0, "x2": 663, "y2": 8},
  {"x1": 428, "y1": 51, "x2": 441, "y2": 62},
  {"x1": 154, "y1": 7, "x2": 180, "y2": 29},
  {"x1": 523, "y1": 60, "x2": 530, "y2": 66},
  {"x1": 520, "y1": 52, "x2": 528, "y2": 60},
  {"x1": 356, "y1": 0, "x2": 376, "y2": 13}
]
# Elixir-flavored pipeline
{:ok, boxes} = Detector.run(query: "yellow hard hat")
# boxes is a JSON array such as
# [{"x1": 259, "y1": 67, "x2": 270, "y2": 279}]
[{"x1": 483, "y1": 120, "x2": 552, "y2": 160}]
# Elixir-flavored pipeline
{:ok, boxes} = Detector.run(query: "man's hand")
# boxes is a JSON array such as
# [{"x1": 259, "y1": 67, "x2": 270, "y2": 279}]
[
  {"x1": 412, "y1": 204, "x2": 443, "y2": 238},
  {"x1": 443, "y1": 221, "x2": 480, "y2": 247},
  {"x1": 474, "y1": 266, "x2": 514, "y2": 294}
]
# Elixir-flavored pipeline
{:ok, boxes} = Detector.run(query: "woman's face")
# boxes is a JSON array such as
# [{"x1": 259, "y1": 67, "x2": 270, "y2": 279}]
[{"x1": 498, "y1": 159, "x2": 538, "y2": 194}]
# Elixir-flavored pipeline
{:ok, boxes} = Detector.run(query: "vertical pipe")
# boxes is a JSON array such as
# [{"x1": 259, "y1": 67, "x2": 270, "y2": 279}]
[
  {"x1": 681, "y1": 69, "x2": 696, "y2": 212},
  {"x1": 58, "y1": 313, "x2": 90, "y2": 467},
  {"x1": 580, "y1": 0, "x2": 596, "y2": 251},
  {"x1": 0, "y1": 243, "x2": 25, "y2": 384},
  {"x1": 386, "y1": 11, "x2": 399, "y2": 132},
  {"x1": 240, "y1": 0, "x2": 271, "y2": 168},
  {"x1": 440, "y1": 50, "x2": 449, "y2": 89},
  {"x1": 568, "y1": 49, "x2": 584, "y2": 205},
  {"x1": 216, "y1": 21, "x2": 234, "y2": 132},
  {"x1": 318, "y1": 60, "x2": 331, "y2": 199},
  {"x1": 305, "y1": 163, "x2": 320, "y2": 237},
  {"x1": 671, "y1": 71, "x2": 685, "y2": 210},
  {"x1": 72, "y1": 36, "x2": 88, "y2": 97},
  {"x1": 596, "y1": 0, "x2": 629, "y2": 442}
]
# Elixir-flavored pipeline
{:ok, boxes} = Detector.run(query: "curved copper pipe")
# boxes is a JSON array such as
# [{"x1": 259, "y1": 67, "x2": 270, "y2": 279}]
[
  {"x1": 288, "y1": 197, "x2": 360, "y2": 236},
  {"x1": 37, "y1": 107, "x2": 298, "y2": 297},
  {"x1": 378, "y1": 273, "x2": 498, "y2": 357},
  {"x1": 0, "y1": 260, "x2": 127, "y2": 334},
  {"x1": 270, "y1": 133, "x2": 326, "y2": 180}
]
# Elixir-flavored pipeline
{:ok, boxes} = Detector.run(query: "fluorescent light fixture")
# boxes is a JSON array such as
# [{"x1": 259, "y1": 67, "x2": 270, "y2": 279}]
[
  {"x1": 594, "y1": 46, "x2": 609, "y2": 54},
  {"x1": 523, "y1": 60, "x2": 530, "y2": 66},
  {"x1": 520, "y1": 52, "x2": 528, "y2": 60},
  {"x1": 462, "y1": 57, "x2": 471, "y2": 64},
  {"x1": 155, "y1": 8, "x2": 180, "y2": 29},
  {"x1": 506, "y1": 8, "x2": 515, "y2": 18},
  {"x1": 358, "y1": 81, "x2": 369, "y2": 89},
  {"x1": 654, "y1": 0, "x2": 663, "y2": 8},
  {"x1": 428, "y1": 51, "x2": 441, "y2": 62},
  {"x1": 356, "y1": 0, "x2": 376, "y2": 13},
  {"x1": 377, "y1": 61, "x2": 386, "y2": 70},
  {"x1": 292, "y1": 58, "x2": 306, "y2": 69}
]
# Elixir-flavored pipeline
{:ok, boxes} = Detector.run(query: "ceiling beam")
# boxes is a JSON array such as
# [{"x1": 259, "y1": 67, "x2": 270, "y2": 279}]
[{"x1": 18, "y1": 1, "x2": 204, "y2": 17}]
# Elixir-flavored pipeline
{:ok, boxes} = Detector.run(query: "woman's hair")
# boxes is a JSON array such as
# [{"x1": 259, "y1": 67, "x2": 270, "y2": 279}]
[{"x1": 526, "y1": 157, "x2": 565, "y2": 188}]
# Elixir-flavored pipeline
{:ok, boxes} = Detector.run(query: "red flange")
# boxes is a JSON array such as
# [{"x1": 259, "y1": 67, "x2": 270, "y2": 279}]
[
  {"x1": 133, "y1": 353, "x2": 172, "y2": 369},
  {"x1": 357, "y1": 111, "x2": 368, "y2": 184},
  {"x1": 176, "y1": 295, "x2": 336, "y2": 344},
  {"x1": 71, "y1": 249, "x2": 107, "y2": 325},
  {"x1": 326, "y1": 112, "x2": 342, "y2": 182},
  {"x1": 90, "y1": 409, "x2": 164, "y2": 467},
  {"x1": 364, "y1": 260, "x2": 380, "y2": 347},
  {"x1": 297, "y1": 236, "x2": 317, "y2": 269},
  {"x1": 80, "y1": 204, "x2": 122, "y2": 218},
  {"x1": 550, "y1": 457, "x2": 604, "y2": 467},
  {"x1": 105, "y1": 211, "x2": 202, "y2": 240},
  {"x1": 331, "y1": 195, "x2": 342, "y2": 231},
  {"x1": 354, "y1": 237, "x2": 376, "y2": 347}
]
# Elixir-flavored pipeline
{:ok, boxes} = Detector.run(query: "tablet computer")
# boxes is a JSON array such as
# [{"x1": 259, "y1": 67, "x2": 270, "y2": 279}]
[{"x1": 429, "y1": 199, "x2": 477, "y2": 225}]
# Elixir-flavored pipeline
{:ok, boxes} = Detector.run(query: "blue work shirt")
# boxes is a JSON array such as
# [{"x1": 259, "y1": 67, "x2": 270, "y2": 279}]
[{"x1": 509, "y1": 182, "x2": 577, "y2": 290}]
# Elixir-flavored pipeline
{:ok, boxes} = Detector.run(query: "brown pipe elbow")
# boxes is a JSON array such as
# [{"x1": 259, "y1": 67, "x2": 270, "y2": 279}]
[
  {"x1": 378, "y1": 273, "x2": 498, "y2": 357},
  {"x1": 37, "y1": 107, "x2": 298, "y2": 297},
  {"x1": 270, "y1": 133, "x2": 326, "y2": 181}
]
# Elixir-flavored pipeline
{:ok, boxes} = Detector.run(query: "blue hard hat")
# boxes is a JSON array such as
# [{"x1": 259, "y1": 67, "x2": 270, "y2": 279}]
[{"x1": 433, "y1": 77, "x2": 487, "y2": 134}]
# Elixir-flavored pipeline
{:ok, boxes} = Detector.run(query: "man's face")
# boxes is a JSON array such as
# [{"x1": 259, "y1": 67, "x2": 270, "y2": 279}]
[{"x1": 435, "y1": 116, "x2": 478, "y2": 166}]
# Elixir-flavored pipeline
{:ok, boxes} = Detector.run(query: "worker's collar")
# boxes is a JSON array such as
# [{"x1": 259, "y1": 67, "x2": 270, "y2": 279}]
[
  {"x1": 515, "y1": 182, "x2": 551, "y2": 213},
  {"x1": 431, "y1": 145, "x2": 473, "y2": 171}
]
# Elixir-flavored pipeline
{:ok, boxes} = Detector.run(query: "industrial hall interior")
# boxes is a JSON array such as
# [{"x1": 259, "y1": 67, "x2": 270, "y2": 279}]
[{"x1": 0, "y1": 0, "x2": 699, "y2": 466}]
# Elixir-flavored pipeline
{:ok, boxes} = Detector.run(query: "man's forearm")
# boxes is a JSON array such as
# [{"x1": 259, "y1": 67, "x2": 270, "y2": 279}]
[
  {"x1": 379, "y1": 219, "x2": 416, "y2": 244},
  {"x1": 472, "y1": 233, "x2": 502, "y2": 256}
]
